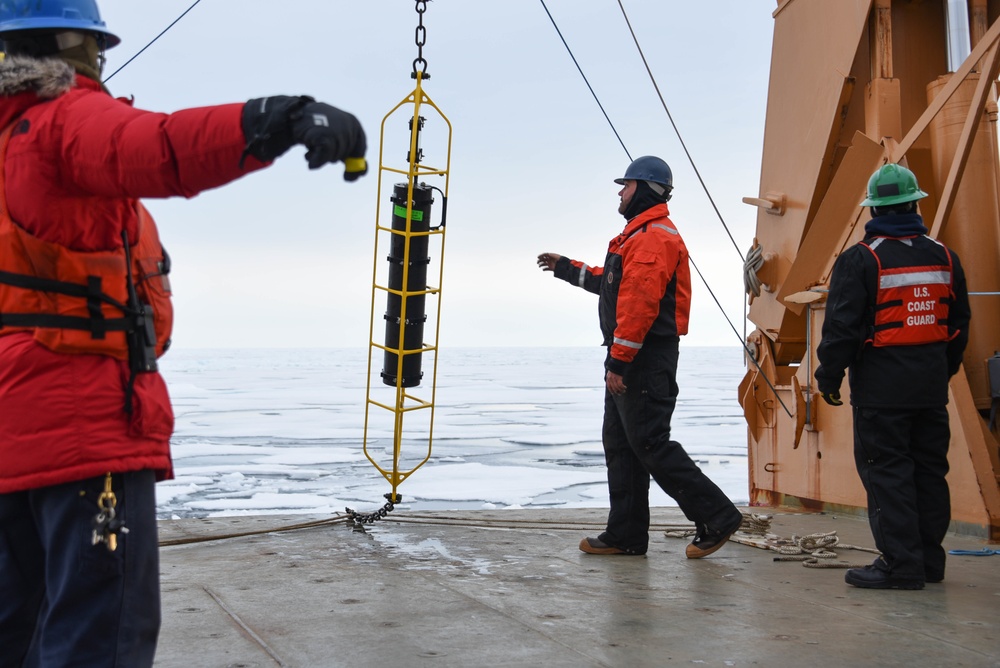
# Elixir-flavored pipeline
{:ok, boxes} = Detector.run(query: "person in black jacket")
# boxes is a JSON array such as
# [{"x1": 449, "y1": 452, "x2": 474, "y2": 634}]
[{"x1": 815, "y1": 163, "x2": 971, "y2": 590}]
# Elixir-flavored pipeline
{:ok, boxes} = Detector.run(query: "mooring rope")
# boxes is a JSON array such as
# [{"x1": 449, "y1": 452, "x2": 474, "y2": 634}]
[
  {"x1": 163, "y1": 511, "x2": 882, "y2": 570},
  {"x1": 159, "y1": 512, "x2": 691, "y2": 547}
]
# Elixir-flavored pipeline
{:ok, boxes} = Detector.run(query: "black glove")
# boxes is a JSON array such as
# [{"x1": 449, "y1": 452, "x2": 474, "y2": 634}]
[
  {"x1": 241, "y1": 95, "x2": 367, "y2": 177},
  {"x1": 291, "y1": 101, "x2": 367, "y2": 172},
  {"x1": 819, "y1": 390, "x2": 843, "y2": 406}
]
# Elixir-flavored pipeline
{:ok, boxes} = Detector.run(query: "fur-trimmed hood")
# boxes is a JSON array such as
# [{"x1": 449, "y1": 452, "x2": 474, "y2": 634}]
[
  {"x1": 0, "y1": 55, "x2": 76, "y2": 99},
  {"x1": 0, "y1": 55, "x2": 80, "y2": 129}
]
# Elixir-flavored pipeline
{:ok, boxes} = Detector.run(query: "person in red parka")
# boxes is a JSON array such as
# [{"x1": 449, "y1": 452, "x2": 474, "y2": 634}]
[
  {"x1": 0, "y1": 2, "x2": 367, "y2": 666},
  {"x1": 537, "y1": 156, "x2": 743, "y2": 561}
]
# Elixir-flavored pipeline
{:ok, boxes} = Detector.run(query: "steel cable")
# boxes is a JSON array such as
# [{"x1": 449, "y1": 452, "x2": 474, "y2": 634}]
[{"x1": 103, "y1": 0, "x2": 204, "y2": 84}]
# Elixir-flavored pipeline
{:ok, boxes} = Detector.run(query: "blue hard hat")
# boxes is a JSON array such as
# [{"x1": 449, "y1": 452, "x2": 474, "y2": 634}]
[
  {"x1": 614, "y1": 155, "x2": 673, "y2": 189},
  {"x1": 0, "y1": 0, "x2": 119, "y2": 48}
]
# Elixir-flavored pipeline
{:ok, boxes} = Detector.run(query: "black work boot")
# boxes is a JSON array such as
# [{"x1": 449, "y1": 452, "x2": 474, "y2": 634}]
[{"x1": 845, "y1": 559, "x2": 925, "y2": 590}]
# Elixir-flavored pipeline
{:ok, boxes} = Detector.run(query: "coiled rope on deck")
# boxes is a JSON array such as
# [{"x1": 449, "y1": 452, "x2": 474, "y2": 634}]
[{"x1": 664, "y1": 512, "x2": 880, "y2": 569}]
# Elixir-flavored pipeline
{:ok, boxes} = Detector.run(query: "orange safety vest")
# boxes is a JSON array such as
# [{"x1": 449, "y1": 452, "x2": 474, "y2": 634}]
[
  {"x1": 861, "y1": 236, "x2": 955, "y2": 347},
  {"x1": 0, "y1": 122, "x2": 173, "y2": 363}
]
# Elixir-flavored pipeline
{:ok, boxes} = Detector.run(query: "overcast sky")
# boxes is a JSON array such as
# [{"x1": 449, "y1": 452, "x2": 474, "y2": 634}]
[{"x1": 96, "y1": 0, "x2": 775, "y2": 349}]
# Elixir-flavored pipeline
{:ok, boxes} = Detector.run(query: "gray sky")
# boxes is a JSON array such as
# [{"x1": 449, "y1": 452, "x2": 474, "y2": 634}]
[{"x1": 97, "y1": 0, "x2": 774, "y2": 350}]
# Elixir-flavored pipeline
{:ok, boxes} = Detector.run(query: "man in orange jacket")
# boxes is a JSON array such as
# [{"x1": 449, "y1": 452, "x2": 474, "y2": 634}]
[
  {"x1": 0, "y1": 2, "x2": 366, "y2": 666},
  {"x1": 537, "y1": 156, "x2": 742, "y2": 559}
]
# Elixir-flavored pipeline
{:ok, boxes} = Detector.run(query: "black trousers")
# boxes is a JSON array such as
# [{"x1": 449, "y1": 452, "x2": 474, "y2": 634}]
[
  {"x1": 853, "y1": 406, "x2": 951, "y2": 580},
  {"x1": 0, "y1": 470, "x2": 161, "y2": 668},
  {"x1": 599, "y1": 341, "x2": 740, "y2": 554}
]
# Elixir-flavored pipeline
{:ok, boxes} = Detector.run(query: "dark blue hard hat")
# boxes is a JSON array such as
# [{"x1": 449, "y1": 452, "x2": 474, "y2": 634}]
[
  {"x1": 614, "y1": 156, "x2": 673, "y2": 189},
  {"x1": 0, "y1": 0, "x2": 119, "y2": 47}
]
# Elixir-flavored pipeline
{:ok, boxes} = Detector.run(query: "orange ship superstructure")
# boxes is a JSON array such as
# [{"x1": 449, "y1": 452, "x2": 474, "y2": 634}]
[{"x1": 740, "y1": 0, "x2": 1000, "y2": 540}]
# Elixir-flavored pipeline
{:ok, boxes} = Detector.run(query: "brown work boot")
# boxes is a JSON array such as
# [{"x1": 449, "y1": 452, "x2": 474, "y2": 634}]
[
  {"x1": 685, "y1": 514, "x2": 742, "y2": 559},
  {"x1": 579, "y1": 537, "x2": 631, "y2": 555}
]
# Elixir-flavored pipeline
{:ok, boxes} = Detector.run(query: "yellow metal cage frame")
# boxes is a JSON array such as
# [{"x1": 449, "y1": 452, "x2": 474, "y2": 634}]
[{"x1": 362, "y1": 73, "x2": 452, "y2": 501}]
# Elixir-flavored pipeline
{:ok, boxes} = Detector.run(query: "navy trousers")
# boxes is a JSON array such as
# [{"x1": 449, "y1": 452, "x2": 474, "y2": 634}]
[
  {"x1": 599, "y1": 341, "x2": 741, "y2": 554},
  {"x1": 853, "y1": 406, "x2": 951, "y2": 581},
  {"x1": 0, "y1": 470, "x2": 160, "y2": 668}
]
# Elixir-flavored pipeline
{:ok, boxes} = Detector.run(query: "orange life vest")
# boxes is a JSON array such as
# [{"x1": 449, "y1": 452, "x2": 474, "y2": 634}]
[
  {"x1": 861, "y1": 236, "x2": 955, "y2": 347},
  {"x1": 0, "y1": 122, "x2": 173, "y2": 362}
]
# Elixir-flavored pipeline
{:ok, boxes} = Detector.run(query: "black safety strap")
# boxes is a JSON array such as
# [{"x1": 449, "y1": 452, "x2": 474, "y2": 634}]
[
  {"x1": 0, "y1": 270, "x2": 130, "y2": 310},
  {"x1": 0, "y1": 313, "x2": 132, "y2": 332},
  {"x1": 0, "y1": 268, "x2": 135, "y2": 338},
  {"x1": 872, "y1": 321, "x2": 904, "y2": 333},
  {"x1": 0, "y1": 268, "x2": 96, "y2": 297}
]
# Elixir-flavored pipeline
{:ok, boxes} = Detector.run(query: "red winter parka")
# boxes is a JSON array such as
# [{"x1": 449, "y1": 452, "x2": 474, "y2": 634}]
[
  {"x1": 0, "y1": 56, "x2": 268, "y2": 493},
  {"x1": 553, "y1": 202, "x2": 691, "y2": 374}
]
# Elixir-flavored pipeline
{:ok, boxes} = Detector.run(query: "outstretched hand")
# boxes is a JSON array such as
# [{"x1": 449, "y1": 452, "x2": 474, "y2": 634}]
[
  {"x1": 290, "y1": 101, "x2": 367, "y2": 172},
  {"x1": 240, "y1": 96, "x2": 367, "y2": 180},
  {"x1": 537, "y1": 252, "x2": 561, "y2": 272}
]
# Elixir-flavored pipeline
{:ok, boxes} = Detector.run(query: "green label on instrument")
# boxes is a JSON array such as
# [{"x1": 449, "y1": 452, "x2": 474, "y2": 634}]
[{"x1": 394, "y1": 205, "x2": 424, "y2": 221}]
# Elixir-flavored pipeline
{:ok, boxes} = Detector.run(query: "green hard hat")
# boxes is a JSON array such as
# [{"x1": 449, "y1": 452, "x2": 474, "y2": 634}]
[{"x1": 861, "y1": 163, "x2": 928, "y2": 207}]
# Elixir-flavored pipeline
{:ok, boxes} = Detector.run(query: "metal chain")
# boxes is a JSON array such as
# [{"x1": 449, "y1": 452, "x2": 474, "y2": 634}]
[
  {"x1": 412, "y1": 0, "x2": 430, "y2": 79},
  {"x1": 345, "y1": 493, "x2": 400, "y2": 531}
]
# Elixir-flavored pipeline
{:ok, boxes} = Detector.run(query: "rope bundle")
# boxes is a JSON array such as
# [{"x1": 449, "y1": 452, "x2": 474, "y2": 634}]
[{"x1": 743, "y1": 241, "x2": 765, "y2": 297}]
